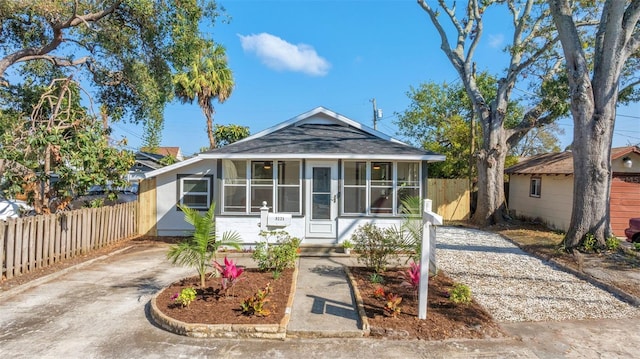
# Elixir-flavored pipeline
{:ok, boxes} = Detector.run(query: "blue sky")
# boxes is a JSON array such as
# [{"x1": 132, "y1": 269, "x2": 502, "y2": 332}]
[{"x1": 113, "y1": 0, "x2": 640, "y2": 156}]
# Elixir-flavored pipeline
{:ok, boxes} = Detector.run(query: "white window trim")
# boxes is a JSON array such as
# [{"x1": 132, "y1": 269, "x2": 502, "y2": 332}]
[
  {"x1": 221, "y1": 160, "x2": 302, "y2": 215},
  {"x1": 179, "y1": 175, "x2": 212, "y2": 210},
  {"x1": 530, "y1": 177, "x2": 542, "y2": 198},
  {"x1": 341, "y1": 161, "x2": 421, "y2": 216}
]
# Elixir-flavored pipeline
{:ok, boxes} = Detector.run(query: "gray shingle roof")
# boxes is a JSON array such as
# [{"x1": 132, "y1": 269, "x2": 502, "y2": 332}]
[{"x1": 205, "y1": 124, "x2": 434, "y2": 156}]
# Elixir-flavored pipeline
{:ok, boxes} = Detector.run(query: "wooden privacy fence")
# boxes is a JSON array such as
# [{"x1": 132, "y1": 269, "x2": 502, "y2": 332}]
[
  {"x1": 427, "y1": 178, "x2": 470, "y2": 221},
  {"x1": 1, "y1": 201, "x2": 137, "y2": 280}
]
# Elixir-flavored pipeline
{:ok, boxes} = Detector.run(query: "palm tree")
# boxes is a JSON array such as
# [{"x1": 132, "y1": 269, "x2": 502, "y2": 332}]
[
  {"x1": 173, "y1": 41, "x2": 234, "y2": 149},
  {"x1": 167, "y1": 203, "x2": 242, "y2": 287}
]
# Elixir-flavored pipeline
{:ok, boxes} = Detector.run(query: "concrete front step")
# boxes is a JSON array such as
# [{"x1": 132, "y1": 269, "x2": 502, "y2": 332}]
[{"x1": 298, "y1": 245, "x2": 350, "y2": 257}]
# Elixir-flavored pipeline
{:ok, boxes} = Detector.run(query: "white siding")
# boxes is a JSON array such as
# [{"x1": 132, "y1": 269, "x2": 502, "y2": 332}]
[
  {"x1": 337, "y1": 217, "x2": 404, "y2": 244},
  {"x1": 508, "y1": 174, "x2": 573, "y2": 232},
  {"x1": 155, "y1": 161, "x2": 217, "y2": 236},
  {"x1": 216, "y1": 216, "x2": 305, "y2": 245}
]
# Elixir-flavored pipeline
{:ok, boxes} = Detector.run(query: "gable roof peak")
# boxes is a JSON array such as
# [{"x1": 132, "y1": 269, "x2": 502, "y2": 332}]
[{"x1": 233, "y1": 106, "x2": 405, "y2": 146}]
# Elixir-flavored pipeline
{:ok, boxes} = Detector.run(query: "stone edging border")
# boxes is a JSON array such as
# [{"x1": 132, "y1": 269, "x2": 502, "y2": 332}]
[
  {"x1": 149, "y1": 265, "x2": 299, "y2": 339},
  {"x1": 343, "y1": 266, "x2": 370, "y2": 335}
]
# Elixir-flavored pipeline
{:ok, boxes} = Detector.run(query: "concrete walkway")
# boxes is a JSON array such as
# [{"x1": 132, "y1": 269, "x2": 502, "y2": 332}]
[
  {"x1": 1, "y1": 234, "x2": 640, "y2": 358},
  {"x1": 287, "y1": 256, "x2": 363, "y2": 338}
]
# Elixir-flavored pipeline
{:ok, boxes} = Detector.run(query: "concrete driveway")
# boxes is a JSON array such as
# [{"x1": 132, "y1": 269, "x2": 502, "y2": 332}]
[{"x1": 2, "y1": 242, "x2": 640, "y2": 358}]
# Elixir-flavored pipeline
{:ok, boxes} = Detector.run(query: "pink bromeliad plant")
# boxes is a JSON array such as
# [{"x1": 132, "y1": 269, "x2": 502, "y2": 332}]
[
  {"x1": 400, "y1": 261, "x2": 420, "y2": 298},
  {"x1": 213, "y1": 256, "x2": 245, "y2": 296}
]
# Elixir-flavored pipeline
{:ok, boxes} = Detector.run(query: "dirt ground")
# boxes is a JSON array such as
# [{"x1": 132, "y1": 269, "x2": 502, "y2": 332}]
[
  {"x1": 154, "y1": 268, "x2": 294, "y2": 325},
  {"x1": 349, "y1": 267, "x2": 504, "y2": 340}
]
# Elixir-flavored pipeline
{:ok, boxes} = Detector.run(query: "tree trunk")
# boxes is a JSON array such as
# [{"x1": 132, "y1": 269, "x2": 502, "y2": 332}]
[
  {"x1": 549, "y1": 0, "x2": 639, "y2": 248},
  {"x1": 472, "y1": 138, "x2": 508, "y2": 226},
  {"x1": 201, "y1": 102, "x2": 216, "y2": 149}
]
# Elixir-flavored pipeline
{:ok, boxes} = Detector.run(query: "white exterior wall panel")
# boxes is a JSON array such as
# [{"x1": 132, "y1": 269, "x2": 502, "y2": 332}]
[
  {"x1": 155, "y1": 161, "x2": 217, "y2": 236},
  {"x1": 509, "y1": 174, "x2": 573, "y2": 232}
]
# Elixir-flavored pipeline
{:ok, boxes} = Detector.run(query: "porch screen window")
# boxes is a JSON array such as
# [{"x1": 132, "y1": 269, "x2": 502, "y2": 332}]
[
  {"x1": 370, "y1": 162, "x2": 393, "y2": 214},
  {"x1": 179, "y1": 175, "x2": 212, "y2": 210},
  {"x1": 343, "y1": 161, "x2": 421, "y2": 215},
  {"x1": 397, "y1": 162, "x2": 420, "y2": 211},
  {"x1": 222, "y1": 160, "x2": 247, "y2": 212},
  {"x1": 530, "y1": 177, "x2": 541, "y2": 198},
  {"x1": 222, "y1": 160, "x2": 301, "y2": 214},
  {"x1": 343, "y1": 161, "x2": 367, "y2": 214},
  {"x1": 277, "y1": 161, "x2": 301, "y2": 213},
  {"x1": 251, "y1": 161, "x2": 274, "y2": 212}
]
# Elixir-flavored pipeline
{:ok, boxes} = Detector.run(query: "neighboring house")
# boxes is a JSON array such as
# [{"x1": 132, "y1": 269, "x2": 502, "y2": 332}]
[
  {"x1": 506, "y1": 146, "x2": 640, "y2": 237},
  {"x1": 140, "y1": 107, "x2": 445, "y2": 245},
  {"x1": 128, "y1": 147, "x2": 184, "y2": 182}
]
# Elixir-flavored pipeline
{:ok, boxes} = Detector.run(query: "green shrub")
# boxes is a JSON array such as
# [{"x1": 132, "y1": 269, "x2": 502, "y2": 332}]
[
  {"x1": 582, "y1": 233, "x2": 597, "y2": 252},
  {"x1": 449, "y1": 283, "x2": 472, "y2": 305},
  {"x1": 634, "y1": 243, "x2": 640, "y2": 252},
  {"x1": 352, "y1": 223, "x2": 402, "y2": 273},
  {"x1": 605, "y1": 236, "x2": 620, "y2": 251},
  {"x1": 240, "y1": 283, "x2": 272, "y2": 317},
  {"x1": 369, "y1": 272, "x2": 384, "y2": 284},
  {"x1": 172, "y1": 287, "x2": 197, "y2": 307},
  {"x1": 252, "y1": 230, "x2": 300, "y2": 278}
]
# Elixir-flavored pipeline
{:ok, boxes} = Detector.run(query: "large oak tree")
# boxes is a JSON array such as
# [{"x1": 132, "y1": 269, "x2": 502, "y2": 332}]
[
  {"x1": 417, "y1": 0, "x2": 568, "y2": 226},
  {"x1": 549, "y1": 0, "x2": 640, "y2": 248}
]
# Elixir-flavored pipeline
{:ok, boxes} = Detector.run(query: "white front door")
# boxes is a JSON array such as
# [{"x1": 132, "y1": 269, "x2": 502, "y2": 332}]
[{"x1": 305, "y1": 161, "x2": 338, "y2": 241}]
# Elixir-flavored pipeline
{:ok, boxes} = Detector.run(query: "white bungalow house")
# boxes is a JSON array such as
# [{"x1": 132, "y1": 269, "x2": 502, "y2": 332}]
[
  {"x1": 139, "y1": 107, "x2": 445, "y2": 245},
  {"x1": 506, "y1": 146, "x2": 640, "y2": 237}
]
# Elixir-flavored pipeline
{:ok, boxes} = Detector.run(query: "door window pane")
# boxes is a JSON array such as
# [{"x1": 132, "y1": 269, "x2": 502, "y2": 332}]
[
  {"x1": 313, "y1": 167, "x2": 330, "y2": 192},
  {"x1": 312, "y1": 194, "x2": 331, "y2": 219}
]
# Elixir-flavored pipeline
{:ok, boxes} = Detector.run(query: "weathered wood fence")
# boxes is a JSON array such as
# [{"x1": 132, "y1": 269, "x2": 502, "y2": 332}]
[{"x1": 1, "y1": 201, "x2": 137, "y2": 280}]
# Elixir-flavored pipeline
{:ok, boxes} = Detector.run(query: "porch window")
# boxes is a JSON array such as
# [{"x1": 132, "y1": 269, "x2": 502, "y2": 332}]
[
  {"x1": 222, "y1": 160, "x2": 247, "y2": 212},
  {"x1": 277, "y1": 161, "x2": 301, "y2": 213},
  {"x1": 397, "y1": 162, "x2": 420, "y2": 211},
  {"x1": 530, "y1": 177, "x2": 541, "y2": 198},
  {"x1": 221, "y1": 160, "x2": 301, "y2": 214},
  {"x1": 343, "y1": 161, "x2": 367, "y2": 214},
  {"x1": 251, "y1": 161, "x2": 274, "y2": 212},
  {"x1": 370, "y1": 162, "x2": 393, "y2": 213},
  {"x1": 342, "y1": 161, "x2": 421, "y2": 215},
  {"x1": 178, "y1": 175, "x2": 213, "y2": 210}
]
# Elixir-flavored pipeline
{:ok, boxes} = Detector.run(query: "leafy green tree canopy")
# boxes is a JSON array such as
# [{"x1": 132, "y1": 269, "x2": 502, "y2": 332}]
[
  {"x1": 214, "y1": 124, "x2": 250, "y2": 148},
  {"x1": 0, "y1": 77, "x2": 134, "y2": 213},
  {"x1": 396, "y1": 73, "x2": 561, "y2": 178},
  {"x1": 0, "y1": 0, "x2": 223, "y2": 141}
]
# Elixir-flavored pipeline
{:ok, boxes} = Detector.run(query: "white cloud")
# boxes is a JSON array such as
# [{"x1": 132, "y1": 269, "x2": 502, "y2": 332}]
[
  {"x1": 488, "y1": 33, "x2": 505, "y2": 49},
  {"x1": 238, "y1": 33, "x2": 331, "y2": 76}
]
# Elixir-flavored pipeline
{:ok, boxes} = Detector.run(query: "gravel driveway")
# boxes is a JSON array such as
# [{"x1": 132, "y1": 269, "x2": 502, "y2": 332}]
[{"x1": 436, "y1": 227, "x2": 640, "y2": 322}]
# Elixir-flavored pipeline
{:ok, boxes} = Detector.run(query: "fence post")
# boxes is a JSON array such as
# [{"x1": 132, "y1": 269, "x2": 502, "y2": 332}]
[
  {"x1": 260, "y1": 201, "x2": 269, "y2": 232},
  {"x1": 419, "y1": 199, "x2": 443, "y2": 320}
]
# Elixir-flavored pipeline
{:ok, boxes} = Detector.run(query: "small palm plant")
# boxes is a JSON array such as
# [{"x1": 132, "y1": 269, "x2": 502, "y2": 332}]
[{"x1": 167, "y1": 203, "x2": 242, "y2": 287}]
